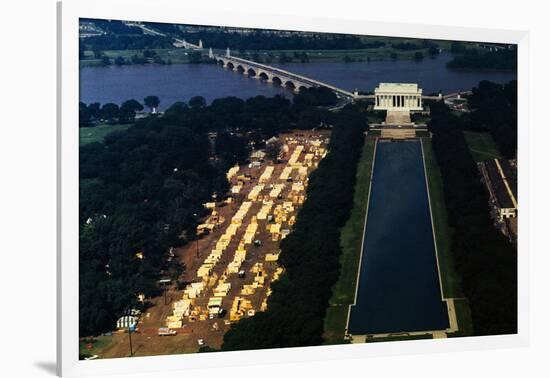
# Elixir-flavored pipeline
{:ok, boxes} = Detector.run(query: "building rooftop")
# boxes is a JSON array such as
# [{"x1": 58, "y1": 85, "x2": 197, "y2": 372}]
[
  {"x1": 485, "y1": 159, "x2": 517, "y2": 210},
  {"x1": 375, "y1": 83, "x2": 422, "y2": 94}
]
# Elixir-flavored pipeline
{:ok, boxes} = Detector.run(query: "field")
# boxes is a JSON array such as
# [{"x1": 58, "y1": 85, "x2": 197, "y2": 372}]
[
  {"x1": 80, "y1": 49, "x2": 200, "y2": 66},
  {"x1": 323, "y1": 138, "x2": 376, "y2": 344},
  {"x1": 79, "y1": 123, "x2": 132, "y2": 145},
  {"x1": 464, "y1": 130, "x2": 502, "y2": 161}
]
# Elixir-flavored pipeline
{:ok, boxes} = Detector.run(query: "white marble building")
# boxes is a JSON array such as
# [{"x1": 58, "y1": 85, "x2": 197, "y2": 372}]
[{"x1": 374, "y1": 83, "x2": 423, "y2": 111}]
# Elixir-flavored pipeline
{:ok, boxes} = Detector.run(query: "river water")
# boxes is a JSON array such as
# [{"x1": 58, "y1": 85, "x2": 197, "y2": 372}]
[
  {"x1": 80, "y1": 52, "x2": 516, "y2": 108},
  {"x1": 348, "y1": 140, "x2": 449, "y2": 335}
]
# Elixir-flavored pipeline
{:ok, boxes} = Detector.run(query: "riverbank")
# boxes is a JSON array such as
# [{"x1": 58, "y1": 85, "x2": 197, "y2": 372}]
[{"x1": 80, "y1": 45, "x2": 450, "y2": 68}]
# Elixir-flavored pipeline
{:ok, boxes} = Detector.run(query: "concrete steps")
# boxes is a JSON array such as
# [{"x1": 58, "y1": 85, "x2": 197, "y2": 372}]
[{"x1": 381, "y1": 129, "x2": 416, "y2": 139}]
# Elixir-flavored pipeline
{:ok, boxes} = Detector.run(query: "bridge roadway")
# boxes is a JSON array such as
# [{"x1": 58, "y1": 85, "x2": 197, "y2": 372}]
[{"x1": 213, "y1": 54, "x2": 359, "y2": 99}]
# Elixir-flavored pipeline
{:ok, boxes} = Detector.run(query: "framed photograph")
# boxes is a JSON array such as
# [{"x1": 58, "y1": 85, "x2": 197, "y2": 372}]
[{"x1": 58, "y1": 0, "x2": 529, "y2": 376}]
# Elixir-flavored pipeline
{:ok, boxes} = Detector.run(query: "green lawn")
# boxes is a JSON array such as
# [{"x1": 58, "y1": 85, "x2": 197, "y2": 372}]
[
  {"x1": 79, "y1": 335, "x2": 112, "y2": 359},
  {"x1": 449, "y1": 298, "x2": 474, "y2": 337},
  {"x1": 422, "y1": 139, "x2": 463, "y2": 299},
  {"x1": 323, "y1": 138, "x2": 376, "y2": 344},
  {"x1": 80, "y1": 48, "x2": 199, "y2": 66},
  {"x1": 80, "y1": 123, "x2": 132, "y2": 145},
  {"x1": 365, "y1": 334, "x2": 433, "y2": 343},
  {"x1": 464, "y1": 131, "x2": 502, "y2": 161}
]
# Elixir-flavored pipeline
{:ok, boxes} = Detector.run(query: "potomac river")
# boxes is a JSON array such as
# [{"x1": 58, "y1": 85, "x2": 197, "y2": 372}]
[{"x1": 80, "y1": 52, "x2": 516, "y2": 108}]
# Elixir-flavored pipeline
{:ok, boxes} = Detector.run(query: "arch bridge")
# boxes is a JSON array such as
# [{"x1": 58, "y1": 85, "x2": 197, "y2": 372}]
[{"x1": 214, "y1": 54, "x2": 357, "y2": 99}]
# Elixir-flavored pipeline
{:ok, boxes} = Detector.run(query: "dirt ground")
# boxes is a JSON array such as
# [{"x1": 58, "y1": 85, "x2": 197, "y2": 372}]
[{"x1": 87, "y1": 129, "x2": 331, "y2": 359}]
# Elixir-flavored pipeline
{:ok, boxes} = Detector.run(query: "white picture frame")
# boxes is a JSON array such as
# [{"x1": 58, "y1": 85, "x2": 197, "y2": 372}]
[{"x1": 58, "y1": 1, "x2": 529, "y2": 376}]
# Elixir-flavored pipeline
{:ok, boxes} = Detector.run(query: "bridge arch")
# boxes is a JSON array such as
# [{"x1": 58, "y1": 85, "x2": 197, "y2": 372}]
[
  {"x1": 246, "y1": 67, "x2": 257, "y2": 77},
  {"x1": 257, "y1": 71, "x2": 270, "y2": 81},
  {"x1": 271, "y1": 76, "x2": 283, "y2": 86},
  {"x1": 284, "y1": 80, "x2": 298, "y2": 91},
  {"x1": 225, "y1": 61, "x2": 235, "y2": 70}
]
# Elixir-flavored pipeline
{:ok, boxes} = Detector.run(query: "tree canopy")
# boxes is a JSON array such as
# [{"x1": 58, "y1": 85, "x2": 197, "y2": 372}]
[
  {"x1": 428, "y1": 95, "x2": 517, "y2": 336},
  {"x1": 80, "y1": 89, "x2": 344, "y2": 336}
]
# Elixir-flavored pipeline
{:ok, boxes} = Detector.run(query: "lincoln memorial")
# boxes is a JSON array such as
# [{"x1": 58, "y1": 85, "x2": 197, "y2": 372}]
[{"x1": 374, "y1": 83, "x2": 423, "y2": 111}]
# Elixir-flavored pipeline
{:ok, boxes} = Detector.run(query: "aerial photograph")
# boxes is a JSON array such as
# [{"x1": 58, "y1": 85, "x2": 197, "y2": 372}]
[{"x1": 78, "y1": 19, "x2": 518, "y2": 359}]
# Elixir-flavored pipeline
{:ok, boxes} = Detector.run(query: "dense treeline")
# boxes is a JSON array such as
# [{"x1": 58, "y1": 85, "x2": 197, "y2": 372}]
[
  {"x1": 80, "y1": 89, "x2": 339, "y2": 336},
  {"x1": 80, "y1": 117, "x2": 226, "y2": 336},
  {"x1": 466, "y1": 80, "x2": 517, "y2": 158},
  {"x1": 447, "y1": 47, "x2": 517, "y2": 70},
  {"x1": 178, "y1": 30, "x2": 381, "y2": 51},
  {"x1": 222, "y1": 106, "x2": 366, "y2": 350},
  {"x1": 79, "y1": 99, "x2": 146, "y2": 126},
  {"x1": 80, "y1": 19, "x2": 172, "y2": 52},
  {"x1": 429, "y1": 101, "x2": 517, "y2": 335},
  {"x1": 81, "y1": 34, "x2": 173, "y2": 52},
  {"x1": 84, "y1": 19, "x2": 144, "y2": 35}
]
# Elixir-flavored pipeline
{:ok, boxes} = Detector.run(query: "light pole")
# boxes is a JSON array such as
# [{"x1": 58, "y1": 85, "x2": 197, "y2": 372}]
[
  {"x1": 193, "y1": 213, "x2": 200, "y2": 258},
  {"x1": 127, "y1": 320, "x2": 133, "y2": 357}
]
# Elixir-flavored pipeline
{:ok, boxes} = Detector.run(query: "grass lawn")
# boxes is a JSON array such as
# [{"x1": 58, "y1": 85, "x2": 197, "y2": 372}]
[
  {"x1": 80, "y1": 123, "x2": 132, "y2": 145},
  {"x1": 449, "y1": 298, "x2": 474, "y2": 337},
  {"x1": 464, "y1": 131, "x2": 502, "y2": 161},
  {"x1": 79, "y1": 335, "x2": 113, "y2": 359},
  {"x1": 422, "y1": 139, "x2": 464, "y2": 299},
  {"x1": 323, "y1": 306, "x2": 351, "y2": 345},
  {"x1": 323, "y1": 138, "x2": 376, "y2": 344},
  {"x1": 365, "y1": 334, "x2": 433, "y2": 343}
]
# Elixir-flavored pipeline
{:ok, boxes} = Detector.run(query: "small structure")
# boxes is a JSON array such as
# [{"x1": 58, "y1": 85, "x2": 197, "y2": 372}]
[
  {"x1": 481, "y1": 158, "x2": 518, "y2": 221},
  {"x1": 116, "y1": 315, "x2": 138, "y2": 331}
]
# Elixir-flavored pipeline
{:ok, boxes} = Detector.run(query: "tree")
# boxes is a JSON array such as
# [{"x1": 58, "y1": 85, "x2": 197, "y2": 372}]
[
  {"x1": 79, "y1": 102, "x2": 92, "y2": 127},
  {"x1": 100, "y1": 103, "x2": 120, "y2": 123},
  {"x1": 265, "y1": 140, "x2": 282, "y2": 162},
  {"x1": 189, "y1": 96, "x2": 206, "y2": 109},
  {"x1": 121, "y1": 99, "x2": 144, "y2": 113},
  {"x1": 143, "y1": 49, "x2": 156, "y2": 58},
  {"x1": 428, "y1": 46, "x2": 439, "y2": 57},
  {"x1": 144, "y1": 96, "x2": 160, "y2": 113},
  {"x1": 119, "y1": 99, "x2": 144, "y2": 123},
  {"x1": 88, "y1": 102, "x2": 102, "y2": 120},
  {"x1": 413, "y1": 51, "x2": 424, "y2": 61},
  {"x1": 114, "y1": 56, "x2": 126, "y2": 66},
  {"x1": 188, "y1": 51, "x2": 203, "y2": 64}
]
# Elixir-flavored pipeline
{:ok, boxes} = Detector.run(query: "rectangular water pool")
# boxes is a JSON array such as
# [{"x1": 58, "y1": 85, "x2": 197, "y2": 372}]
[{"x1": 348, "y1": 139, "x2": 449, "y2": 335}]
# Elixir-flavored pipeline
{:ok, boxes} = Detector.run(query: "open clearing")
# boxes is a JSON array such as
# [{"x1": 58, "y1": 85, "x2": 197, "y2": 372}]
[
  {"x1": 80, "y1": 123, "x2": 132, "y2": 145},
  {"x1": 464, "y1": 130, "x2": 502, "y2": 161}
]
